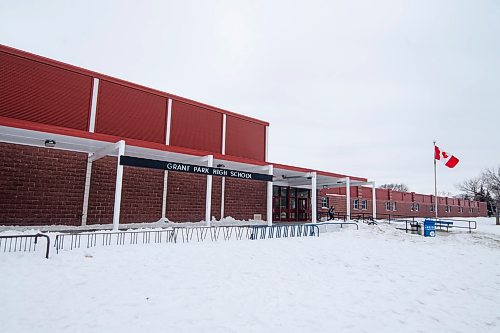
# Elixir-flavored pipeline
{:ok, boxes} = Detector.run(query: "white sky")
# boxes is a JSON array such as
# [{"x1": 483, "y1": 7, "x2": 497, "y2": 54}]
[{"x1": 1, "y1": 0, "x2": 499, "y2": 195}]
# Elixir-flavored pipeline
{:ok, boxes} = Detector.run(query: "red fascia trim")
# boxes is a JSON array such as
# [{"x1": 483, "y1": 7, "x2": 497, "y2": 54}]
[
  {"x1": 0, "y1": 44, "x2": 269, "y2": 127},
  {"x1": 0, "y1": 117, "x2": 270, "y2": 166}
]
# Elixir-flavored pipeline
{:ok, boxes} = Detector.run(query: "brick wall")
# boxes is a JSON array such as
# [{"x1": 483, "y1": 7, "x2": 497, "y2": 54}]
[
  {"x1": 319, "y1": 186, "x2": 488, "y2": 218},
  {"x1": 0, "y1": 143, "x2": 226, "y2": 225},
  {"x1": 1, "y1": 142, "x2": 488, "y2": 226},
  {"x1": 165, "y1": 172, "x2": 223, "y2": 222},
  {"x1": 87, "y1": 156, "x2": 164, "y2": 224},
  {"x1": 0, "y1": 142, "x2": 87, "y2": 226},
  {"x1": 224, "y1": 178, "x2": 267, "y2": 220}
]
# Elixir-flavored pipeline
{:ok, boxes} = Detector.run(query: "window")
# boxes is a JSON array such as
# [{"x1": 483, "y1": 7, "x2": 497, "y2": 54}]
[
  {"x1": 321, "y1": 197, "x2": 329, "y2": 208},
  {"x1": 410, "y1": 203, "x2": 414, "y2": 211},
  {"x1": 353, "y1": 199, "x2": 359, "y2": 209},
  {"x1": 458, "y1": 207, "x2": 463, "y2": 213},
  {"x1": 273, "y1": 186, "x2": 279, "y2": 197},
  {"x1": 415, "y1": 203, "x2": 420, "y2": 212},
  {"x1": 361, "y1": 200, "x2": 367, "y2": 210},
  {"x1": 392, "y1": 202, "x2": 397, "y2": 211},
  {"x1": 297, "y1": 189, "x2": 309, "y2": 198},
  {"x1": 469, "y1": 208, "x2": 473, "y2": 213},
  {"x1": 386, "y1": 202, "x2": 391, "y2": 211},
  {"x1": 430, "y1": 205, "x2": 435, "y2": 212},
  {"x1": 445, "y1": 206, "x2": 450, "y2": 213}
]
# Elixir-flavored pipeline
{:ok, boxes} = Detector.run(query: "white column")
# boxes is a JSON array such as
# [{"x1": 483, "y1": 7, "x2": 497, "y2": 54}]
[
  {"x1": 161, "y1": 171, "x2": 169, "y2": 222},
  {"x1": 89, "y1": 78, "x2": 99, "y2": 133},
  {"x1": 267, "y1": 165, "x2": 273, "y2": 226},
  {"x1": 161, "y1": 99, "x2": 172, "y2": 222},
  {"x1": 346, "y1": 177, "x2": 351, "y2": 221},
  {"x1": 311, "y1": 172, "x2": 317, "y2": 223},
  {"x1": 265, "y1": 126, "x2": 269, "y2": 161},
  {"x1": 166, "y1": 98, "x2": 172, "y2": 145},
  {"x1": 221, "y1": 114, "x2": 227, "y2": 154},
  {"x1": 372, "y1": 181, "x2": 377, "y2": 219},
  {"x1": 81, "y1": 156, "x2": 93, "y2": 226},
  {"x1": 205, "y1": 155, "x2": 214, "y2": 226},
  {"x1": 220, "y1": 177, "x2": 225, "y2": 220},
  {"x1": 112, "y1": 140, "x2": 126, "y2": 230}
]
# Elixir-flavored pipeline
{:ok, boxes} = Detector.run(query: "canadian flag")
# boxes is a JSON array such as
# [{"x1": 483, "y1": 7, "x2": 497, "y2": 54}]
[{"x1": 434, "y1": 145, "x2": 459, "y2": 168}]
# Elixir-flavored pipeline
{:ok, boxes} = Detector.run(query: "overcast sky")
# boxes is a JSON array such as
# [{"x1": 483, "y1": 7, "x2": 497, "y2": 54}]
[{"x1": 1, "y1": 0, "x2": 499, "y2": 195}]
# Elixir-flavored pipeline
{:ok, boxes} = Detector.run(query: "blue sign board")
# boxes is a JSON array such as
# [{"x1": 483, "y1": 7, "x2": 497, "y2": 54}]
[{"x1": 423, "y1": 219, "x2": 436, "y2": 237}]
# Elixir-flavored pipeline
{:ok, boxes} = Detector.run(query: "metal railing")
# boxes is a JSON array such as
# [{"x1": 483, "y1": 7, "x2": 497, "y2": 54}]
[
  {"x1": 249, "y1": 224, "x2": 320, "y2": 239},
  {"x1": 54, "y1": 224, "x2": 321, "y2": 253},
  {"x1": 312, "y1": 222, "x2": 359, "y2": 231},
  {"x1": 391, "y1": 218, "x2": 477, "y2": 234},
  {"x1": 317, "y1": 211, "x2": 348, "y2": 222},
  {"x1": 0, "y1": 233, "x2": 50, "y2": 258},
  {"x1": 432, "y1": 218, "x2": 477, "y2": 233},
  {"x1": 54, "y1": 229, "x2": 176, "y2": 254}
]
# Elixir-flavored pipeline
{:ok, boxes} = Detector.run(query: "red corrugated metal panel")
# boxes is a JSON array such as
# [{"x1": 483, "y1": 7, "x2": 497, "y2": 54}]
[
  {"x1": 0, "y1": 51, "x2": 92, "y2": 130},
  {"x1": 225, "y1": 115, "x2": 266, "y2": 161},
  {"x1": 170, "y1": 100, "x2": 222, "y2": 153},
  {"x1": 95, "y1": 80, "x2": 168, "y2": 144}
]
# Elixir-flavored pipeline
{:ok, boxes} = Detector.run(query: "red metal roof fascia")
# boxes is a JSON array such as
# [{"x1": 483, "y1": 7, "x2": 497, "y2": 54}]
[
  {"x1": 270, "y1": 162, "x2": 367, "y2": 182},
  {"x1": 0, "y1": 116, "x2": 270, "y2": 166},
  {"x1": 0, "y1": 44, "x2": 269, "y2": 127},
  {"x1": 170, "y1": 97, "x2": 269, "y2": 126}
]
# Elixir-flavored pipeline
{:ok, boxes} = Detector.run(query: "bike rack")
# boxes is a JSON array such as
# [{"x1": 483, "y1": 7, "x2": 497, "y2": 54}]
[
  {"x1": 53, "y1": 224, "x2": 321, "y2": 254},
  {"x1": 0, "y1": 233, "x2": 50, "y2": 259}
]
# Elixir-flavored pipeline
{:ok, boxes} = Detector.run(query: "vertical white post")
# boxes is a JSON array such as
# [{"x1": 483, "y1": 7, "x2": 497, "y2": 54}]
[
  {"x1": 161, "y1": 171, "x2": 169, "y2": 222},
  {"x1": 311, "y1": 172, "x2": 317, "y2": 223},
  {"x1": 265, "y1": 126, "x2": 269, "y2": 161},
  {"x1": 220, "y1": 115, "x2": 227, "y2": 222},
  {"x1": 346, "y1": 177, "x2": 351, "y2": 221},
  {"x1": 112, "y1": 140, "x2": 126, "y2": 230},
  {"x1": 81, "y1": 156, "x2": 93, "y2": 226},
  {"x1": 166, "y1": 99, "x2": 172, "y2": 145},
  {"x1": 205, "y1": 155, "x2": 213, "y2": 226},
  {"x1": 267, "y1": 165, "x2": 273, "y2": 226},
  {"x1": 161, "y1": 99, "x2": 172, "y2": 223},
  {"x1": 221, "y1": 114, "x2": 227, "y2": 154},
  {"x1": 372, "y1": 181, "x2": 377, "y2": 219},
  {"x1": 220, "y1": 177, "x2": 225, "y2": 220},
  {"x1": 89, "y1": 78, "x2": 99, "y2": 133}
]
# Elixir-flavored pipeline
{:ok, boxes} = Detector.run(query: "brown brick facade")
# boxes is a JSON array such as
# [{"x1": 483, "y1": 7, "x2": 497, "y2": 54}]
[
  {"x1": 0, "y1": 143, "x2": 268, "y2": 226},
  {"x1": 86, "y1": 156, "x2": 164, "y2": 225},
  {"x1": 0, "y1": 142, "x2": 87, "y2": 226},
  {"x1": 224, "y1": 178, "x2": 267, "y2": 221},
  {"x1": 319, "y1": 187, "x2": 488, "y2": 218}
]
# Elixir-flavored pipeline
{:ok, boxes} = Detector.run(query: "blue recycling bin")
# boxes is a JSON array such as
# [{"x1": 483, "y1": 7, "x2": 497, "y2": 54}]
[{"x1": 423, "y1": 219, "x2": 436, "y2": 237}]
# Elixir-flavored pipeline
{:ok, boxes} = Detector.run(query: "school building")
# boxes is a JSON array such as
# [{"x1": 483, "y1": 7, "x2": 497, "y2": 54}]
[{"x1": 0, "y1": 44, "x2": 487, "y2": 229}]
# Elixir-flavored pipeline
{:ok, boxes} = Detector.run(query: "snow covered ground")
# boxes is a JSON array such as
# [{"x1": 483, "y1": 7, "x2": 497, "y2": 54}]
[{"x1": 1, "y1": 217, "x2": 499, "y2": 333}]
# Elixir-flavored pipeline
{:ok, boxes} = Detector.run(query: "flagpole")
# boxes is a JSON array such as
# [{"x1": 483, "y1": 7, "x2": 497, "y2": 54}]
[{"x1": 433, "y1": 141, "x2": 438, "y2": 219}]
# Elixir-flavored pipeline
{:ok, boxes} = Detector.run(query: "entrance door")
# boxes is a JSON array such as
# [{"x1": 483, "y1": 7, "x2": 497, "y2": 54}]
[
  {"x1": 272, "y1": 186, "x2": 311, "y2": 222},
  {"x1": 297, "y1": 198, "x2": 308, "y2": 221}
]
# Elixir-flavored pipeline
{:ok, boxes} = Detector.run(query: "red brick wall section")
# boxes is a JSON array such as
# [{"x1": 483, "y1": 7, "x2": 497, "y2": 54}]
[
  {"x1": 121, "y1": 164, "x2": 164, "y2": 223},
  {"x1": 164, "y1": 172, "x2": 222, "y2": 223},
  {"x1": 320, "y1": 186, "x2": 488, "y2": 218},
  {"x1": 166, "y1": 172, "x2": 206, "y2": 222},
  {"x1": 224, "y1": 178, "x2": 267, "y2": 221},
  {"x1": 0, "y1": 143, "x2": 87, "y2": 226},
  {"x1": 87, "y1": 157, "x2": 164, "y2": 224}
]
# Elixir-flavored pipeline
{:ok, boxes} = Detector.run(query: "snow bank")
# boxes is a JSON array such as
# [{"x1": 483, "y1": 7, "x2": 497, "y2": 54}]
[{"x1": 0, "y1": 218, "x2": 499, "y2": 332}]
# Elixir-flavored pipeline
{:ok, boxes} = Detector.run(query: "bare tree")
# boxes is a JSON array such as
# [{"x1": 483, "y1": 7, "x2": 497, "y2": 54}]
[
  {"x1": 482, "y1": 167, "x2": 500, "y2": 225},
  {"x1": 456, "y1": 176, "x2": 483, "y2": 199},
  {"x1": 379, "y1": 183, "x2": 409, "y2": 192},
  {"x1": 438, "y1": 191, "x2": 454, "y2": 197}
]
